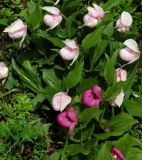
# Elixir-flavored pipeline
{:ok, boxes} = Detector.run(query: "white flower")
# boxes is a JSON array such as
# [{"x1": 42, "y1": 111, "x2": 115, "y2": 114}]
[
  {"x1": 3, "y1": 19, "x2": 27, "y2": 46},
  {"x1": 116, "y1": 68, "x2": 127, "y2": 82},
  {"x1": 83, "y1": 3, "x2": 104, "y2": 28},
  {"x1": 119, "y1": 39, "x2": 140, "y2": 64},
  {"x1": 59, "y1": 39, "x2": 79, "y2": 66},
  {"x1": 42, "y1": 6, "x2": 62, "y2": 29},
  {"x1": 52, "y1": 92, "x2": 72, "y2": 111},
  {"x1": 109, "y1": 90, "x2": 125, "y2": 107},
  {"x1": 0, "y1": 62, "x2": 9, "y2": 80},
  {"x1": 116, "y1": 11, "x2": 133, "y2": 32}
]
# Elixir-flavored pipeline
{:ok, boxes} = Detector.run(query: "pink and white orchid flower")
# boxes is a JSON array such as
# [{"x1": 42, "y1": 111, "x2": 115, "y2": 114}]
[
  {"x1": 59, "y1": 39, "x2": 79, "y2": 66},
  {"x1": 3, "y1": 19, "x2": 27, "y2": 46},
  {"x1": 83, "y1": 3, "x2": 105, "y2": 28},
  {"x1": 116, "y1": 68, "x2": 127, "y2": 82},
  {"x1": 109, "y1": 90, "x2": 125, "y2": 107},
  {"x1": 42, "y1": 6, "x2": 62, "y2": 29},
  {"x1": 57, "y1": 107, "x2": 78, "y2": 135},
  {"x1": 116, "y1": 11, "x2": 133, "y2": 32},
  {"x1": 119, "y1": 39, "x2": 140, "y2": 64},
  {"x1": 0, "y1": 62, "x2": 9, "y2": 83},
  {"x1": 52, "y1": 92, "x2": 72, "y2": 112}
]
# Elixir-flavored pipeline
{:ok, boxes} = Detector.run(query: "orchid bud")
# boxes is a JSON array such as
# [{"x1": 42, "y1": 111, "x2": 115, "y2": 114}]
[
  {"x1": 52, "y1": 92, "x2": 72, "y2": 112},
  {"x1": 0, "y1": 62, "x2": 9, "y2": 80},
  {"x1": 83, "y1": 3, "x2": 104, "y2": 28},
  {"x1": 116, "y1": 11, "x2": 132, "y2": 32},
  {"x1": 111, "y1": 147, "x2": 125, "y2": 160},
  {"x1": 3, "y1": 19, "x2": 27, "y2": 46},
  {"x1": 82, "y1": 84, "x2": 102, "y2": 107},
  {"x1": 42, "y1": 6, "x2": 62, "y2": 29},
  {"x1": 119, "y1": 39, "x2": 140, "y2": 64},
  {"x1": 57, "y1": 107, "x2": 78, "y2": 135},
  {"x1": 116, "y1": 68, "x2": 127, "y2": 82},
  {"x1": 109, "y1": 90, "x2": 125, "y2": 107},
  {"x1": 59, "y1": 39, "x2": 79, "y2": 66}
]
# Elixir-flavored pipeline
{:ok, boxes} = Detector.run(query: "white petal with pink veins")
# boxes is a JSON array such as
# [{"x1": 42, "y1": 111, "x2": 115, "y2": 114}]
[
  {"x1": 63, "y1": 39, "x2": 77, "y2": 49},
  {"x1": 121, "y1": 11, "x2": 132, "y2": 27},
  {"x1": 52, "y1": 92, "x2": 72, "y2": 111},
  {"x1": 83, "y1": 14, "x2": 98, "y2": 27},
  {"x1": 3, "y1": 19, "x2": 26, "y2": 33},
  {"x1": 93, "y1": 3, "x2": 104, "y2": 18},
  {"x1": 60, "y1": 93, "x2": 72, "y2": 112},
  {"x1": 124, "y1": 39, "x2": 139, "y2": 53},
  {"x1": 114, "y1": 90, "x2": 125, "y2": 107},
  {"x1": 42, "y1": 6, "x2": 60, "y2": 15}
]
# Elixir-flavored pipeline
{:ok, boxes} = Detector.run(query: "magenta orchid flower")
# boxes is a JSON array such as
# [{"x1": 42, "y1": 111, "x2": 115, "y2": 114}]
[
  {"x1": 119, "y1": 39, "x2": 140, "y2": 64},
  {"x1": 116, "y1": 11, "x2": 133, "y2": 32},
  {"x1": 42, "y1": 6, "x2": 62, "y2": 29},
  {"x1": 82, "y1": 84, "x2": 102, "y2": 107},
  {"x1": 83, "y1": 3, "x2": 105, "y2": 28},
  {"x1": 59, "y1": 39, "x2": 79, "y2": 66},
  {"x1": 52, "y1": 92, "x2": 72, "y2": 112},
  {"x1": 57, "y1": 107, "x2": 78, "y2": 135},
  {"x1": 111, "y1": 147, "x2": 125, "y2": 160},
  {"x1": 3, "y1": 19, "x2": 27, "y2": 46},
  {"x1": 116, "y1": 68, "x2": 127, "y2": 82}
]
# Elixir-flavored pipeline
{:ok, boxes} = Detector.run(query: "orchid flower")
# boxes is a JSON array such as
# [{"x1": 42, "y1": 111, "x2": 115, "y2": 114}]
[
  {"x1": 116, "y1": 11, "x2": 132, "y2": 32},
  {"x1": 59, "y1": 39, "x2": 79, "y2": 66},
  {"x1": 57, "y1": 107, "x2": 78, "y2": 135},
  {"x1": 83, "y1": 3, "x2": 105, "y2": 28},
  {"x1": 0, "y1": 62, "x2": 9, "y2": 81},
  {"x1": 3, "y1": 19, "x2": 27, "y2": 47},
  {"x1": 82, "y1": 84, "x2": 102, "y2": 107},
  {"x1": 52, "y1": 92, "x2": 72, "y2": 111},
  {"x1": 109, "y1": 90, "x2": 125, "y2": 107},
  {"x1": 111, "y1": 147, "x2": 125, "y2": 160},
  {"x1": 42, "y1": 6, "x2": 62, "y2": 30},
  {"x1": 116, "y1": 68, "x2": 127, "y2": 82},
  {"x1": 119, "y1": 39, "x2": 140, "y2": 64}
]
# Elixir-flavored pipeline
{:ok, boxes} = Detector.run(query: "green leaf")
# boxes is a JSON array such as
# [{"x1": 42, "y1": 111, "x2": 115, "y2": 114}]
[
  {"x1": 71, "y1": 121, "x2": 95, "y2": 142},
  {"x1": 66, "y1": 139, "x2": 97, "y2": 156},
  {"x1": 65, "y1": 9, "x2": 83, "y2": 37},
  {"x1": 104, "y1": 82, "x2": 125, "y2": 100},
  {"x1": 81, "y1": 26, "x2": 104, "y2": 50},
  {"x1": 35, "y1": 30, "x2": 64, "y2": 48},
  {"x1": 113, "y1": 134, "x2": 142, "y2": 155},
  {"x1": 42, "y1": 69, "x2": 62, "y2": 89},
  {"x1": 103, "y1": 0, "x2": 122, "y2": 10},
  {"x1": 27, "y1": 1, "x2": 42, "y2": 29},
  {"x1": 90, "y1": 22, "x2": 114, "y2": 68},
  {"x1": 96, "y1": 142, "x2": 113, "y2": 160},
  {"x1": 79, "y1": 108, "x2": 103, "y2": 127},
  {"x1": 126, "y1": 148, "x2": 142, "y2": 160},
  {"x1": 104, "y1": 54, "x2": 115, "y2": 85},
  {"x1": 124, "y1": 99, "x2": 142, "y2": 117},
  {"x1": 63, "y1": 62, "x2": 84, "y2": 89},
  {"x1": 95, "y1": 112, "x2": 136, "y2": 140},
  {"x1": 12, "y1": 59, "x2": 43, "y2": 93}
]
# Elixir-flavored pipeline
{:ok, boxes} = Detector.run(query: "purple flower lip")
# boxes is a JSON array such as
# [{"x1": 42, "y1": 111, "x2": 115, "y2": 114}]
[
  {"x1": 82, "y1": 84, "x2": 102, "y2": 107},
  {"x1": 57, "y1": 107, "x2": 78, "y2": 135},
  {"x1": 111, "y1": 147, "x2": 125, "y2": 160}
]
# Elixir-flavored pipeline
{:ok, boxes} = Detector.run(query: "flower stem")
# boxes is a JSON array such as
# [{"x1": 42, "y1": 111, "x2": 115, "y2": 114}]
[{"x1": 61, "y1": 135, "x2": 69, "y2": 160}]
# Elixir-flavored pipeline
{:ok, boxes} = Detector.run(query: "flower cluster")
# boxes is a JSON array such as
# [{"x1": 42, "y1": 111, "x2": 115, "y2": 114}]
[{"x1": 3, "y1": 2, "x2": 140, "y2": 140}]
